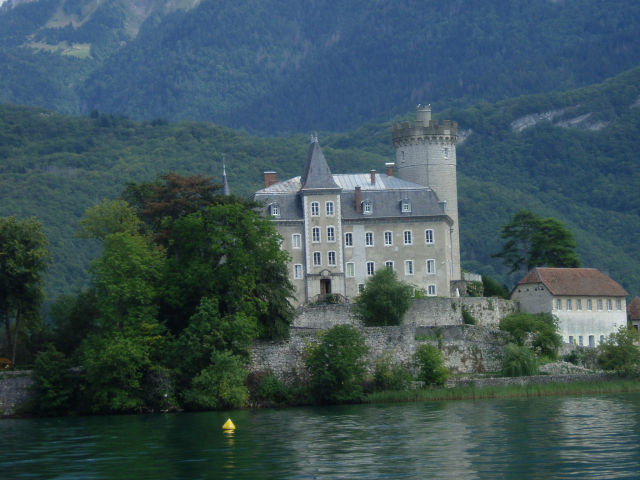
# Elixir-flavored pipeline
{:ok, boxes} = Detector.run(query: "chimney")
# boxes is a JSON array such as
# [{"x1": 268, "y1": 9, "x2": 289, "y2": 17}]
[
  {"x1": 370, "y1": 169, "x2": 376, "y2": 185},
  {"x1": 355, "y1": 186, "x2": 362, "y2": 213},
  {"x1": 385, "y1": 162, "x2": 395, "y2": 177},
  {"x1": 263, "y1": 171, "x2": 277, "y2": 188}
]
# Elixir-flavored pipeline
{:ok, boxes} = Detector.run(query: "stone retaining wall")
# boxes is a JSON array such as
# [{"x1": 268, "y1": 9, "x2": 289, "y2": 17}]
[
  {"x1": 447, "y1": 372, "x2": 618, "y2": 389},
  {"x1": 0, "y1": 370, "x2": 34, "y2": 416}
]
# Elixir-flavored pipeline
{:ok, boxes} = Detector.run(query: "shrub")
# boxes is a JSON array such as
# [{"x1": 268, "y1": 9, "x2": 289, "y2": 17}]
[
  {"x1": 482, "y1": 275, "x2": 509, "y2": 298},
  {"x1": 305, "y1": 325, "x2": 369, "y2": 404},
  {"x1": 499, "y1": 312, "x2": 562, "y2": 358},
  {"x1": 414, "y1": 344, "x2": 449, "y2": 386},
  {"x1": 31, "y1": 346, "x2": 78, "y2": 415},
  {"x1": 598, "y1": 327, "x2": 640, "y2": 373},
  {"x1": 462, "y1": 306, "x2": 477, "y2": 325},
  {"x1": 373, "y1": 355, "x2": 413, "y2": 391},
  {"x1": 253, "y1": 373, "x2": 291, "y2": 406},
  {"x1": 353, "y1": 269, "x2": 413, "y2": 326},
  {"x1": 502, "y1": 343, "x2": 539, "y2": 377},
  {"x1": 563, "y1": 347, "x2": 599, "y2": 370}
]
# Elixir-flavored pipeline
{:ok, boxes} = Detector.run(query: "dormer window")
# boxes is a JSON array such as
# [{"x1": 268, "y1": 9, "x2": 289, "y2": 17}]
[
  {"x1": 270, "y1": 202, "x2": 280, "y2": 217},
  {"x1": 401, "y1": 199, "x2": 411, "y2": 213},
  {"x1": 362, "y1": 200, "x2": 373, "y2": 215}
]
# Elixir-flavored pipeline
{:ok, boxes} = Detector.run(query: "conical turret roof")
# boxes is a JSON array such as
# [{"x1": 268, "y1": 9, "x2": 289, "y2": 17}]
[{"x1": 300, "y1": 137, "x2": 340, "y2": 191}]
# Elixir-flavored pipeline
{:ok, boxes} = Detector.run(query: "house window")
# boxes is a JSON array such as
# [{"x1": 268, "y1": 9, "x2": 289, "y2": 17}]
[
  {"x1": 425, "y1": 229, "x2": 434, "y2": 244},
  {"x1": 600, "y1": 335, "x2": 605, "y2": 344},
  {"x1": 427, "y1": 285, "x2": 436, "y2": 296},
  {"x1": 556, "y1": 299, "x2": 562, "y2": 310},
  {"x1": 616, "y1": 299, "x2": 622, "y2": 310},
  {"x1": 312, "y1": 227, "x2": 321, "y2": 243},
  {"x1": 568, "y1": 336, "x2": 574, "y2": 345},
  {"x1": 346, "y1": 262, "x2": 355, "y2": 277},
  {"x1": 327, "y1": 226, "x2": 335, "y2": 242},
  {"x1": 427, "y1": 259, "x2": 436, "y2": 274},
  {"x1": 597, "y1": 299, "x2": 603, "y2": 311},
  {"x1": 270, "y1": 203, "x2": 280, "y2": 217},
  {"x1": 358, "y1": 283, "x2": 365, "y2": 293},
  {"x1": 293, "y1": 264, "x2": 303, "y2": 279},
  {"x1": 385, "y1": 261, "x2": 394, "y2": 270},
  {"x1": 405, "y1": 260, "x2": 414, "y2": 275},
  {"x1": 292, "y1": 234, "x2": 301, "y2": 249},
  {"x1": 578, "y1": 336, "x2": 583, "y2": 346},
  {"x1": 401, "y1": 199, "x2": 411, "y2": 213},
  {"x1": 325, "y1": 201, "x2": 334, "y2": 216},
  {"x1": 362, "y1": 200, "x2": 372, "y2": 215},
  {"x1": 365, "y1": 232, "x2": 374, "y2": 247},
  {"x1": 366, "y1": 261, "x2": 375, "y2": 276},
  {"x1": 576, "y1": 299, "x2": 582, "y2": 310},
  {"x1": 328, "y1": 251, "x2": 336, "y2": 266},
  {"x1": 404, "y1": 230, "x2": 412, "y2": 245},
  {"x1": 587, "y1": 299, "x2": 592, "y2": 310},
  {"x1": 384, "y1": 231, "x2": 393, "y2": 246},
  {"x1": 313, "y1": 252, "x2": 321, "y2": 266},
  {"x1": 443, "y1": 147, "x2": 449, "y2": 159},
  {"x1": 607, "y1": 299, "x2": 612, "y2": 311},
  {"x1": 567, "y1": 299, "x2": 572, "y2": 311},
  {"x1": 345, "y1": 232, "x2": 353, "y2": 247},
  {"x1": 589, "y1": 335, "x2": 595, "y2": 347},
  {"x1": 310, "y1": 202, "x2": 319, "y2": 216}
]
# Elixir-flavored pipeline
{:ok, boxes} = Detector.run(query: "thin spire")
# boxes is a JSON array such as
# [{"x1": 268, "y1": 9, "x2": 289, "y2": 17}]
[{"x1": 222, "y1": 155, "x2": 230, "y2": 196}]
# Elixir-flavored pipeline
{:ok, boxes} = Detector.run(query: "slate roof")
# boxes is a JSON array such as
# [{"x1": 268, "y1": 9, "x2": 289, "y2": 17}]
[
  {"x1": 517, "y1": 267, "x2": 628, "y2": 297},
  {"x1": 628, "y1": 297, "x2": 640, "y2": 321},
  {"x1": 300, "y1": 140, "x2": 340, "y2": 190}
]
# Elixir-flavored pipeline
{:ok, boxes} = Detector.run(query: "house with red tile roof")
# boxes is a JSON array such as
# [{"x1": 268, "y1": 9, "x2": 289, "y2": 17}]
[
  {"x1": 511, "y1": 267, "x2": 628, "y2": 347},
  {"x1": 628, "y1": 297, "x2": 640, "y2": 332}
]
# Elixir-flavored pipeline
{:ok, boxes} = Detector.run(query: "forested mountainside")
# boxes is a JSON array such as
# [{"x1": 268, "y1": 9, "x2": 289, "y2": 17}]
[
  {"x1": 1, "y1": 67, "x2": 639, "y2": 299},
  {"x1": 1, "y1": 0, "x2": 640, "y2": 133}
]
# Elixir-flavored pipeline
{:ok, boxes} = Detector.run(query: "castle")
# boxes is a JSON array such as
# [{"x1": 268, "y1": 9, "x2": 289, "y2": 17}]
[{"x1": 253, "y1": 105, "x2": 461, "y2": 305}]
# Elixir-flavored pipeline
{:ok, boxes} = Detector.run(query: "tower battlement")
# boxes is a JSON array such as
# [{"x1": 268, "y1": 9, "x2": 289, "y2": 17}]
[{"x1": 391, "y1": 119, "x2": 458, "y2": 147}]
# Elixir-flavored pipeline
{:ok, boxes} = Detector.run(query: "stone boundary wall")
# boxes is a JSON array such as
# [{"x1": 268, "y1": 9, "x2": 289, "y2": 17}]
[
  {"x1": 447, "y1": 372, "x2": 619, "y2": 389},
  {"x1": 293, "y1": 297, "x2": 517, "y2": 330},
  {"x1": 251, "y1": 325, "x2": 511, "y2": 381},
  {"x1": 0, "y1": 370, "x2": 34, "y2": 416}
]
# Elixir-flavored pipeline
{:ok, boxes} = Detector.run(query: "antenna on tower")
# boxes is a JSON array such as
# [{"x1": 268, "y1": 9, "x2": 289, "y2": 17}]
[{"x1": 222, "y1": 154, "x2": 230, "y2": 196}]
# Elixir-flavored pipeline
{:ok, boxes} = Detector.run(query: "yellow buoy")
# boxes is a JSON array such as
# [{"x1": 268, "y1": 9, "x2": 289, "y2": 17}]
[{"x1": 222, "y1": 418, "x2": 236, "y2": 431}]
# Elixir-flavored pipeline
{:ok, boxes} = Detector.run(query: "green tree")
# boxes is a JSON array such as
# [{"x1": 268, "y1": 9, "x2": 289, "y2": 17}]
[
  {"x1": 77, "y1": 199, "x2": 142, "y2": 240},
  {"x1": 305, "y1": 325, "x2": 369, "y2": 404},
  {"x1": 414, "y1": 344, "x2": 449, "y2": 386},
  {"x1": 499, "y1": 312, "x2": 562, "y2": 358},
  {"x1": 493, "y1": 210, "x2": 580, "y2": 274},
  {"x1": 0, "y1": 216, "x2": 49, "y2": 365},
  {"x1": 598, "y1": 327, "x2": 640, "y2": 373},
  {"x1": 31, "y1": 346, "x2": 77, "y2": 416},
  {"x1": 353, "y1": 268, "x2": 413, "y2": 326},
  {"x1": 502, "y1": 343, "x2": 539, "y2": 377}
]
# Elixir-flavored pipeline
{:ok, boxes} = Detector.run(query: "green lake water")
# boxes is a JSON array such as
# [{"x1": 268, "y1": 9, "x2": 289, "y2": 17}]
[{"x1": 2, "y1": 393, "x2": 640, "y2": 479}]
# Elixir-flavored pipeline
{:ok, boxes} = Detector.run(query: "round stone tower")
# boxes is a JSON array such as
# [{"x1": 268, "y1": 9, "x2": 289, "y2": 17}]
[{"x1": 392, "y1": 104, "x2": 461, "y2": 280}]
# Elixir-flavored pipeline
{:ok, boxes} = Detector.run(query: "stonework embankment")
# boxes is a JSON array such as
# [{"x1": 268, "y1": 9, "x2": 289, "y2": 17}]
[{"x1": 0, "y1": 370, "x2": 33, "y2": 416}]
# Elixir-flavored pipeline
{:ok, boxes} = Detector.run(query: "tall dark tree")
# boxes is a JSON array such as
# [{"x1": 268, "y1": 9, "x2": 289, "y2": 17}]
[
  {"x1": 493, "y1": 210, "x2": 581, "y2": 274},
  {"x1": 0, "y1": 216, "x2": 49, "y2": 365}
]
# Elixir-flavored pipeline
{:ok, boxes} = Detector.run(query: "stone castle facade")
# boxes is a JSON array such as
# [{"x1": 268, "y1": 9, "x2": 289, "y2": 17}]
[{"x1": 253, "y1": 105, "x2": 461, "y2": 305}]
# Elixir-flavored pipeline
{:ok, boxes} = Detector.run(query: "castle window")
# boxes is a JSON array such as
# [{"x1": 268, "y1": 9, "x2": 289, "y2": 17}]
[
  {"x1": 292, "y1": 234, "x2": 301, "y2": 249},
  {"x1": 579, "y1": 336, "x2": 583, "y2": 346},
  {"x1": 607, "y1": 299, "x2": 612, "y2": 311},
  {"x1": 587, "y1": 299, "x2": 592, "y2": 310},
  {"x1": 345, "y1": 232, "x2": 353, "y2": 247},
  {"x1": 567, "y1": 299, "x2": 572, "y2": 311},
  {"x1": 270, "y1": 203, "x2": 280, "y2": 217},
  {"x1": 384, "y1": 231, "x2": 393, "y2": 246},
  {"x1": 404, "y1": 230, "x2": 412, "y2": 245},
  {"x1": 597, "y1": 299, "x2": 603, "y2": 311},
  {"x1": 576, "y1": 299, "x2": 582, "y2": 310},
  {"x1": 328, "y1": 251, "x2": 336, "y2": 266},
  {"x1": 385, "y1": 261, "x2": 394, "y2": 270},
  {"x1": 616, "y1": 299, "x2": 622, "y2": 310},
  {"x1": 346, "y1": 262, "x2": 355, "y2": 277},
  {"x1": 425, "y1": 229, "x2": 434, "y2": 244},
  {"x1": 313, "y1": 251, "x2": 321, "y2": 266},
  {"x1": 401, "y1": 199, "x2": 411, "y2": 213},
  {"x1": 427, "y1": 285, "x2": 436, "y2": 296},
  {"x1": 556, "y1": 299, "x2": 562, "y2": 310},
  {"x1": 404, "y1": 260, "x2": 414, "y2": 276},
  {"x1": 325, "y1": 201, "x2": 334, "y2": 216},
  {"x1": 311, "y1": 202, "x2": 319, "y2": 216},
  {"x1": 427, "y1": 259, "x2": 436, "y2": 274},
  {"x1": 327, "y1": 226, "x2": 335, "y2": 242},
  {"x1": 362, "y1": 200, "x2": 373, "y2": 215},
  {"x1": 312, "y1": 227, "x2": 321, "y2": 243},
  {"x1": 358, "y1": 283, "x2": 365, "y2": 293},
  {"x1": 600, "y1": 335, "x2": 605, "y2": 344},
  {"x1": 568, "y1": 336, "x2": 574, "y2": 345},
  {"x1": 366, "y1": 261, "x2": 375, "y2": 276},
  {"x1": 365, "y1": 232, "x2": 374, "y2": 247},
  {"x1": 589, "y1": 335, "x2": 595, "y2": 347},
  {"x1": 443, "y1": 147, "x2": 449, "y2": 159},
  {"x1": 293, "y1": 264, "x2": 303, "y2": 279}
]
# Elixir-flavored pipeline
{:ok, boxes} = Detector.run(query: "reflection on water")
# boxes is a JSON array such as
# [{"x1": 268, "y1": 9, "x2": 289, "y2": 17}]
[{"x1": 1, "y1": 393, "x2": 640, "y2": 479}]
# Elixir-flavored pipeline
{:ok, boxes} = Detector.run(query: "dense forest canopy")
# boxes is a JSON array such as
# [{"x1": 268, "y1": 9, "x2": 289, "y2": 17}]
[
  {"x1": 1, "y1": 66, "x2": 639, "y2": 299},
  {"x1": 0, "y1": 0, "x2": 639, "y2": 133}
]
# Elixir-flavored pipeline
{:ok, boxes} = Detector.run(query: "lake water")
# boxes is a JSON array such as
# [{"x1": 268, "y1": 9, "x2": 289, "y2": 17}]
[{"x1": 2, "y1": 393, "x2": 640, "y2": 479}]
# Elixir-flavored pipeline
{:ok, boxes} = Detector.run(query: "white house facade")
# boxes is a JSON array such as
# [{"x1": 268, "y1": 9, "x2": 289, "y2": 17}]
[{"x1": 511, "y1": 267, "x2": 628, "y2": 347}]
